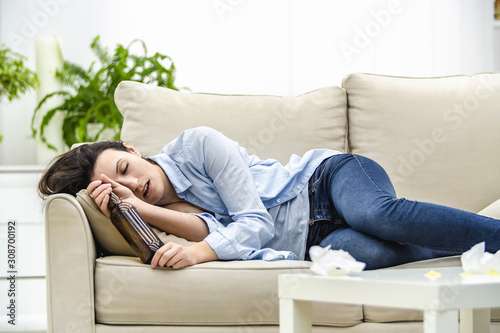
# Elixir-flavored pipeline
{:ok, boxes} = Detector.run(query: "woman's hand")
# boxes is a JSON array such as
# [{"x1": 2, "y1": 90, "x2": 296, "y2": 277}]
[
  {"x1": 87, "y1": 179, "x2": 113, "y2": 217},
  {"x1": 151, "y1": 241, "x2": 217, "y2": 269},
  {"x1": 87, "y1": 174, "x2": 138, "y2": 218}
]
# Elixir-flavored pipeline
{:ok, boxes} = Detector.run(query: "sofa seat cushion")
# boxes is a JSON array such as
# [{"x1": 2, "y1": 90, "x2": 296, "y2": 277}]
[
  {"x1": 343, "y1": 73, "x2": 500, "y2": 213},
  {"x1": 114, "y1": 81, "x2": 348, "y2": 164},
  {"x1": 94, "y1": 256, "x2": 363, "y2": 326}
]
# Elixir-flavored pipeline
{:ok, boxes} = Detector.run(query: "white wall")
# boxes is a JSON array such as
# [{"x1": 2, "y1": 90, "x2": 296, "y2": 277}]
[
  {"x1": 0, "y1": 0, "x2": 495, "y2": 166},
  {"x1": 495, "y1": 22, "x2": 500, "y2": 70}
]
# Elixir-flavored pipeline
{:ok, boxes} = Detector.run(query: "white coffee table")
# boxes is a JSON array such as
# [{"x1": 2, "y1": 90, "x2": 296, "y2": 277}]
[{"x1": 279, "y1": 266, "x2": 500, "y2": 333}]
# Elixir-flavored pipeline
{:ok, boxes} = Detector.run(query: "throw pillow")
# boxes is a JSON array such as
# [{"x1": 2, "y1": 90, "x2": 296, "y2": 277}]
[
  {"x1": 344, "y1": 73, "x2": 500, "y2": 213},
  {"x1": 114, "y1": 81, "x2": 348, "y2": 163}
]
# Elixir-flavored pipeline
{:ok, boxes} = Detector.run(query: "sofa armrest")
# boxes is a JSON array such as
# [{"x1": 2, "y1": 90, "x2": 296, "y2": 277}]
[{"x1": 45, "y1": 193, "x2": 97, "y2": 333}]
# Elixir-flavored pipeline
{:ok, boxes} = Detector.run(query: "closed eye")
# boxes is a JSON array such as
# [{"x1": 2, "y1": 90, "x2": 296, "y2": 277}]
[{"x1": 122, "y1": 163, "x2": 128, "y2": 174}]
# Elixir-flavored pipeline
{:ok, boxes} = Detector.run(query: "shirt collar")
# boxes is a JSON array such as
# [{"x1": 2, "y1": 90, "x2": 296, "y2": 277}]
[{"x1": 148, "y1": 153, "x2": 192, "y2": 194}]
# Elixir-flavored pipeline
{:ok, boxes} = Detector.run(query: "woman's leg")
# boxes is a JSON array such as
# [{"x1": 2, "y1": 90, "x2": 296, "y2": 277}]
[
  {"x1": 307, "y1": 156, "x2": 454, "y2": 268},
  {"x1": 319, "y1": 226, "x2": 457, "y2": 270},
  {"x1": 328, "y1": 154, "x2": 500, "y2": 254}
]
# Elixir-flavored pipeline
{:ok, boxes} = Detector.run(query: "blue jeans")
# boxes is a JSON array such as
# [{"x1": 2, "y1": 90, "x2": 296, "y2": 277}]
[{"x1": 306, "y1": 154, "x2": 500, "y2": 269}]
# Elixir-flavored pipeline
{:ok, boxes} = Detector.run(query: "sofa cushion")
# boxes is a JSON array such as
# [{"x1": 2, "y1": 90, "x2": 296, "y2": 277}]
[
  {"x1": 114, "y1": 81, "x2": 348, "y2": 163},
  {"x1": 94, "y1": 256, "x2": 363, "y2": 327},
  {"x1": 478, "y1": 198, "x2": 500, "y2": 219},
  {"x1": 76, "y1": 190, "x2": 194, "y2": 257},
  {"x1": 343, "y1": 73, "x2": 500, "y2": 213}
]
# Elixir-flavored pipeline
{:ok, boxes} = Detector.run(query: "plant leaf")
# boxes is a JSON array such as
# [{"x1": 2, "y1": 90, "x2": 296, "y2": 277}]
[{"x1": 32, "y1": 36, "x2": 186, "y2": 150}]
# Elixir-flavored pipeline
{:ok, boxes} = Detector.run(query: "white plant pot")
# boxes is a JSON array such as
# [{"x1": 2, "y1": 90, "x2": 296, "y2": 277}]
[{"x1": 35, "y1": 36, "x2": 65, "y2": 165}]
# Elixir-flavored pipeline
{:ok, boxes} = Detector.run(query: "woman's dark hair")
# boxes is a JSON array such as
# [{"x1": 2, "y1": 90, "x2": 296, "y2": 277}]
[{"x1": 38, "y1": 141, "x2": 129, "y2": 197}]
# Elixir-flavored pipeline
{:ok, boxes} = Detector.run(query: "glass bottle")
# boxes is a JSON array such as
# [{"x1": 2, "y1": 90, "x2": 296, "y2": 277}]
[{"x1": 108, "y1": 192, "x2": 164, "y2": 264}]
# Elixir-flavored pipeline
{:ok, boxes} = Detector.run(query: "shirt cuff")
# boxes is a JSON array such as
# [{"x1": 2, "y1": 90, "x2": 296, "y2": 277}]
[
  {"x1": 203, "y1": 231, "x2": 242, "y2": 260},
  {"x1": 193, "y1": 213, "x2": 241, "y2": 260},
  {"x1": 192, "y1": 212, "x2": 222, "y2": 233}
]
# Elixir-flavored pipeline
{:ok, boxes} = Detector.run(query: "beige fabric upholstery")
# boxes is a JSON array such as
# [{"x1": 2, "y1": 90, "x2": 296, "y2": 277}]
[
  {"x1": 479, "y1": 198, "x2": 500, "y2": 219},
  {"x1": 115, "y1": 81, "x2": 348, "y2": 163},
  {"x1": 343, "y1": 73, "x2": 500, "y2": 213},
  {"x1": 44, "y1": 194, "x2": 97, "y2": 332},
  {"x1": 93, "y1": 322, "x2": 442, "y2": 333},
  {"x1": 94, "y1": 256, "x2": 362, "y2": 327}
]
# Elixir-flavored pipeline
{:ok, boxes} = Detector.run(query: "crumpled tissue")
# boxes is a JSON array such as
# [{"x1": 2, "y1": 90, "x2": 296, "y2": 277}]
[
  {"x1": 461, "y1": 242, "x2": 500, "y2": 275},
  {"x1": 309, "y1": 245, "x2": 366, "y2": 276}
]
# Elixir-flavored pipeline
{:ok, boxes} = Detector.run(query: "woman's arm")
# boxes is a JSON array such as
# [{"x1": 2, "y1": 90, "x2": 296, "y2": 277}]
[
  {"x1": 133, "y1": 199, "x2": 209, "y2": 241},
  {"x1": 87, "y1": 178, "x2": 210, "y2": 241}
]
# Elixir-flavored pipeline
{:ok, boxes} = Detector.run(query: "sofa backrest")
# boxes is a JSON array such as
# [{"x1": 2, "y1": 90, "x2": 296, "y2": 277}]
[
  {"x1": 343, "y1": 73, "x2": 500, "y2": 213},
  {"x1": 114, "y1": 81, "x2": 348, "y2": 164},
  {"x1": 115, "y1": 74, "x2": 500, "y2": 214}
]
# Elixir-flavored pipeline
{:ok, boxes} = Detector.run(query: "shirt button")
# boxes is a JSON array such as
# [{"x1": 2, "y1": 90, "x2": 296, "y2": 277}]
[
  {"x1": 276, "y1": 198, "x2": 282, "y2": 203},
  {"x1": 296, "y1": 185, "x2": 302, "y2": 190}
]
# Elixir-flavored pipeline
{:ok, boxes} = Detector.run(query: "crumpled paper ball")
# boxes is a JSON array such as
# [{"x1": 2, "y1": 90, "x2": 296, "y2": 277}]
[
  {"x1": 461, "y1": 242, "x2": 500, "y2": 275},
  {"x1": 309, "y1": 245, "x2": 366, "y2": 276}
]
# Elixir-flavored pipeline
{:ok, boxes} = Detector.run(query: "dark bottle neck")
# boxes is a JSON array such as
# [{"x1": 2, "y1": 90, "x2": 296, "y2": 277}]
[{"x1": 108, "y1": 192, "x2": 121, "y2": 210}]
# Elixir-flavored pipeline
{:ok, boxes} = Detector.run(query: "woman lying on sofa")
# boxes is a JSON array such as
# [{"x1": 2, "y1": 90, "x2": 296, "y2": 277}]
[{"x1": 38, "y1": 126, "x2": 500, "y2": 270}]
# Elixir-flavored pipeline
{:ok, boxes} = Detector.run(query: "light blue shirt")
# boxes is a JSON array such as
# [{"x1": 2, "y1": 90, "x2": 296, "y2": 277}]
[{"x1": 148, "y1": 127, "x2": 339, "y2": 261}]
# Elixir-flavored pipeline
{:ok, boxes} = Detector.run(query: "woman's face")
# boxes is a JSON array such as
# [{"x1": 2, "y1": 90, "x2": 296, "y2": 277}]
[{"x1": 91, "y1": 146, "x2": 170, "y2": 206}]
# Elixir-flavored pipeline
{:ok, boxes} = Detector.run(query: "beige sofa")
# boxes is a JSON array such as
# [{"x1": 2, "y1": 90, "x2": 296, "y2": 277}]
[{"x1": 44, "y1": 73, "x2": 500, "y2": 332}]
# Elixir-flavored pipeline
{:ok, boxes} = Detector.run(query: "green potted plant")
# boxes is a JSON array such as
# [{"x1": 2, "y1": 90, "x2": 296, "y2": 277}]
[
  {"x1": 32, "y1": 36, "x2": 184, "y2": 151},
  {"x1": 0, "y1": 45, "x2": 38, "y2": 142}
]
